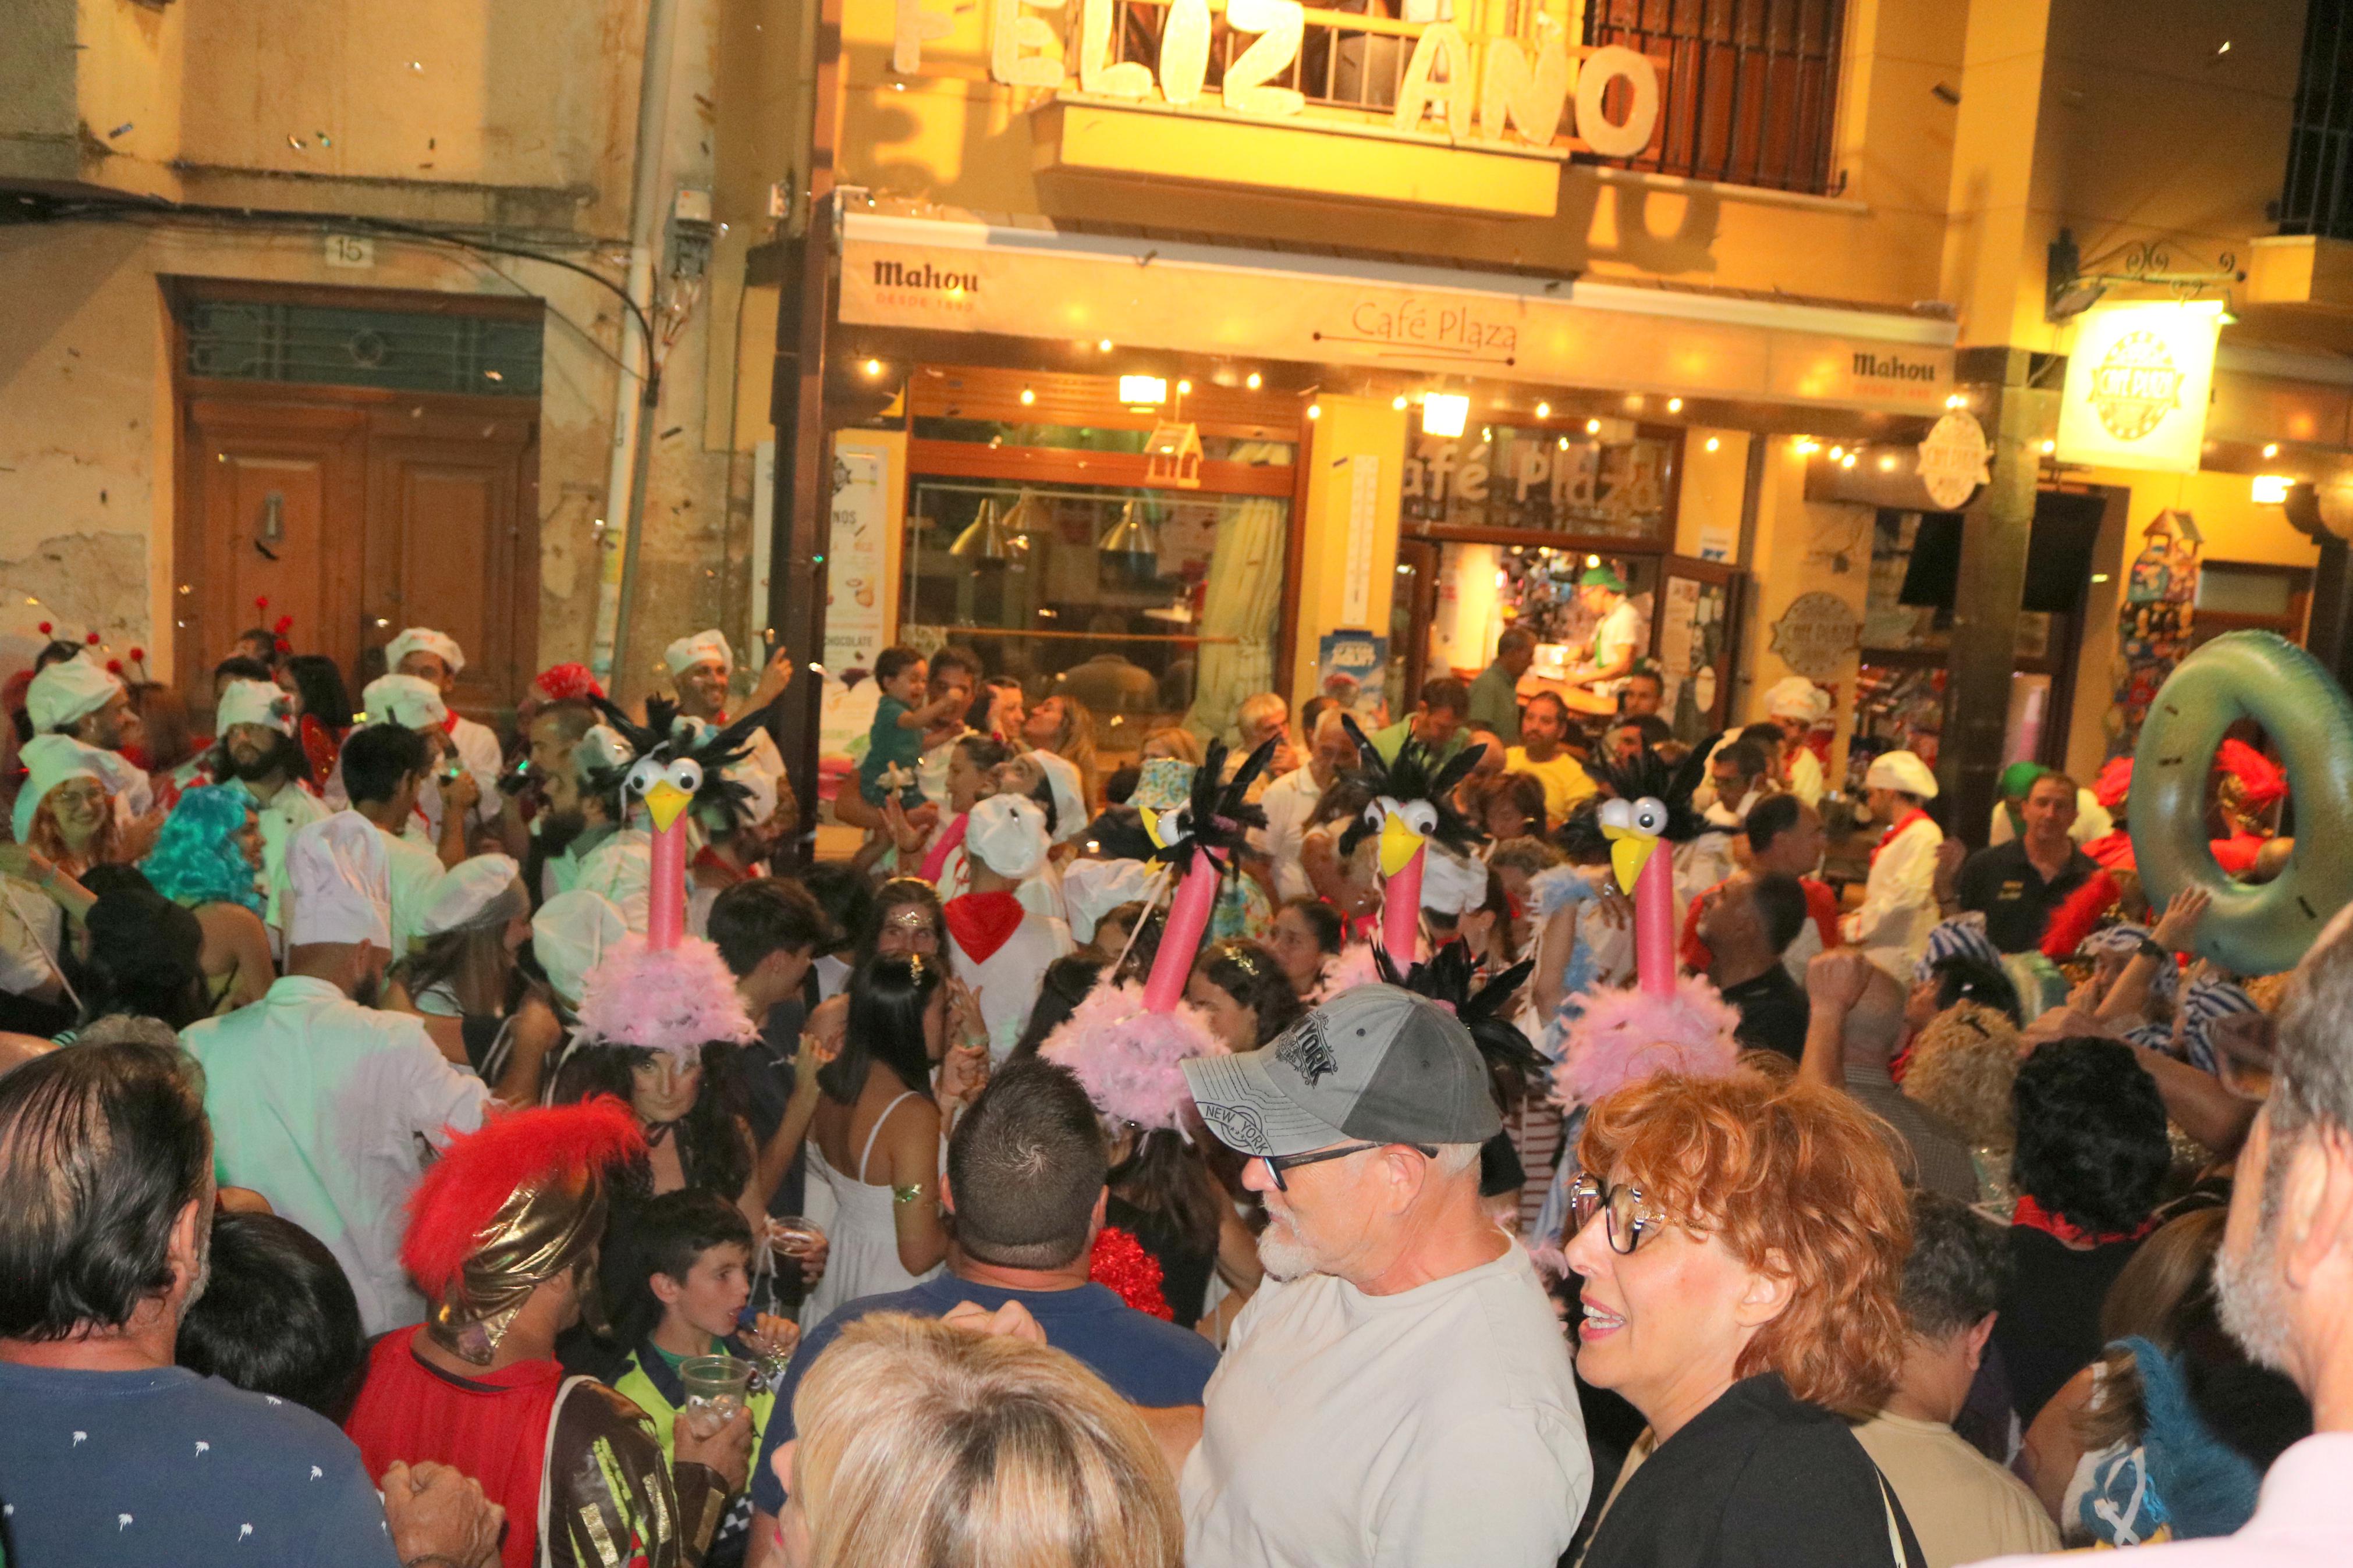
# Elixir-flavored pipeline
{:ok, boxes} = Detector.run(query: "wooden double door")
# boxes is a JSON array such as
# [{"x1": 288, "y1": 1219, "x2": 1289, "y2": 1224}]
[{"x1": 176, "y1": 384, "x2": 538, "y2": 720}]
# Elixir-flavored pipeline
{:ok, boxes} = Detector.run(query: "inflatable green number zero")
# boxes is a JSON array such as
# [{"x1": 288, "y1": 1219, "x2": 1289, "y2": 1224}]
[{"x1": 2130, "y1": 631, "x2": 2353, "y2": 977}]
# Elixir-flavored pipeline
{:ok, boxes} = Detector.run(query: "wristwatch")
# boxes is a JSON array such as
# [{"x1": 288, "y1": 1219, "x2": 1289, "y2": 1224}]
[{"x1": 2134, "y1": 937, "x2": 2169, "y2": 962}]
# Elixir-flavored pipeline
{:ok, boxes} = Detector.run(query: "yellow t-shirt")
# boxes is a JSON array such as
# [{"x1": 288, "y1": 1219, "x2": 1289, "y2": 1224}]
[{"x1": 1506, "y1": 747, "x2": 1598, "y2": 827}]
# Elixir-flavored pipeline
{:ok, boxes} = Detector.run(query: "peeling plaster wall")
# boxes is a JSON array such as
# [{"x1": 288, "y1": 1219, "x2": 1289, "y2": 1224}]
[
  {"x1": 0, "y1": 0, "x2": 795, "y2": 707},
  {"x1": 0, "y1": 221, "x2": 644, "y2": 686}
]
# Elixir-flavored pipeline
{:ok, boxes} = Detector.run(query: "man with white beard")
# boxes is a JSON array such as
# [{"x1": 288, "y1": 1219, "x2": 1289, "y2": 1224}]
[
  {"x1": 1172, "y1": 984, "x2": 1590, "y2": 1567},
  {"x1": 1975, "y1": 907, "x2": 2353, "y2": 1567}
]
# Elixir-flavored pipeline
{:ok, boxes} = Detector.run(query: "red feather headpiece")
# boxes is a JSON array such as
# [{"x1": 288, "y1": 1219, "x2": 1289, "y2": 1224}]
[
  {"x1": 2216, "y1": 739, "x2": 2287, "y2": 809},
  {"x1": 402, "y1": 1097, "x2": 645, "y2": 1301}
]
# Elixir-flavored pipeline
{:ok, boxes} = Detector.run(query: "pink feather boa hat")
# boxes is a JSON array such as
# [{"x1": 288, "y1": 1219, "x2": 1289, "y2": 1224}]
[
  {"x1": 1041, "y1": 980, "x2": 1227, "y2": 1131},
  {"x1": 1552, "y1": 974, "x2": 1742, "y2": 1111},
  {"x1": 574, "y1": 935, "x2": 757, "y2": 1063}
]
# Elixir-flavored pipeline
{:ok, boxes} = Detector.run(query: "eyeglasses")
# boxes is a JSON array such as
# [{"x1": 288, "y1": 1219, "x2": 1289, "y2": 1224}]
[
  {"x1": 1568, "y1": 1173, "x2": 1665, "y2": 1255},
  {"x1": 1258, "y1": 1141, "x2": 1437, "y2": 1192}
]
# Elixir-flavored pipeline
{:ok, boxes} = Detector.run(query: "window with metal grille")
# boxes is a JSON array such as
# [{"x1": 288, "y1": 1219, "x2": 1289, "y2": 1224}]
[
  {"x1": 181, "y1": 299, "x2": 544, "y2": 397},
  {"x1": 2279, "y1": 0, "x2": 2353, "y2": 240},
  {"x1": 1582, "y1": 0, "x2": 1847, "y2": 195}
]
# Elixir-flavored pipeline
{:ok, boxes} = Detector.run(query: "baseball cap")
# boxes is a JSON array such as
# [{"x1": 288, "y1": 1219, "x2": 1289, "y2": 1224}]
[{"x1": 1181, "y1": 983, "x2": 1501, "y2": 1158}]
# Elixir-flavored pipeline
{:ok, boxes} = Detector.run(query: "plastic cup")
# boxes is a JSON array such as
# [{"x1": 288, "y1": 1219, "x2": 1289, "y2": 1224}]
[{"x1": 679, "y1": 1354, "x2": 755, "y2": 1432}]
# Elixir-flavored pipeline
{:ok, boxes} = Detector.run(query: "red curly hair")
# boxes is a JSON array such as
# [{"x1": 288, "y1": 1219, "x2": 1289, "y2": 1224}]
[{"x1": 1576, "y1": 1068, "x2": 1912, "y2": 1416}]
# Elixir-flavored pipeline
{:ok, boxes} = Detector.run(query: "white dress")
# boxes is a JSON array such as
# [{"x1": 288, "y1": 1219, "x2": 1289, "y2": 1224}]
[{"x1": 798, "y1": 1090, "x2": 942, "y2": 1335}]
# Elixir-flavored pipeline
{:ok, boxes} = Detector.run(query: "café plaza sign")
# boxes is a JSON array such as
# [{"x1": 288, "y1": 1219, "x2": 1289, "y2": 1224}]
[
  {"x1": 839, "y1": 213, "x2": 1959, "y2": 415},
  {"x1": 891, "y1": 0, "x2": 1665, "y2": 158}
]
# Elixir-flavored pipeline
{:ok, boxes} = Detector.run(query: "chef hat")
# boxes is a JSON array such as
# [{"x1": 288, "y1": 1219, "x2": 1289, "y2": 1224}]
[
  {"x1": 1029, "y1": 749, "x2": 1089, "y2": 844},
  {"x1": 386, "y1": 627, "x2": 466, "y2": 677},
  {"x1": 422, "y1": 854, "x2": 528, "y2": 937},
  {"x1": 218, "y1": 678, "x2": 296, "y2": 737},
  {"x1": 1061, "y1": 856, "x2": 1155, "y2": 945},
  {"x1": 665, "y1": 629, "x2": 733, "y2": 679},
  {"x1": 25, "y1": 656, "x2": 123, "y2": 734},
  {"x1": 1421, "y1": 845, "x2": 1490, "y2": 917},
  {"x1": 966, "y1": 792, "x2": 1050, "y2": 880},
  {"x1": 533, "y1": 890, "x2": 627, "y2": 1007},
  {"x1": 1865, "y1": 749, "x2": 1939, "y2": 799},
  {"x1": 1762, "y1": 676, "x2": 1831, "y2": 724},
  {"x1": 361, "y1": 673, "x2": 449, "y2": 732},
  {"x1": 285, "y1": 810, "x2": 393, "y2": 950},
  {"x1": 11, "y1": 735, "x2": 105, "y2": 842}
]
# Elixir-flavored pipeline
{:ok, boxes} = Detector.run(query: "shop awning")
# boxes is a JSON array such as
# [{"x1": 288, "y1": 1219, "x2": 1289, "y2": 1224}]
[{"x1": 839, "y1": 211, "x2": 1960, "y2": 417}]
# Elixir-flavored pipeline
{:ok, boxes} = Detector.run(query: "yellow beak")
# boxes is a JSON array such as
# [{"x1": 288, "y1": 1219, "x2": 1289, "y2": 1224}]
[
  {"x1": 1602, "y1": 823, "x2": 1658, "y2": 894},
  {"x1": 1379, "y1": 812, "x2": 1425, "y2": 878},
  {"x1": 645, "y1": 779, "x2": 694, "y2": 833}
]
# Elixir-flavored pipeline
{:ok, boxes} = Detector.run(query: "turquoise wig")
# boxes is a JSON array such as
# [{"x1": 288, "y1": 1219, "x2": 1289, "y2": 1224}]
[{"x1": 142, "y1": 784, "x2": 264, "y2": 915}]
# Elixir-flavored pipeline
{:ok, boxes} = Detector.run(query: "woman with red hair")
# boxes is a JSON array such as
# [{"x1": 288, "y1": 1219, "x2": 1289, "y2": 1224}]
[{"x1": 1567, "y1": 1068, "x2": 1926, "y2": 1567}]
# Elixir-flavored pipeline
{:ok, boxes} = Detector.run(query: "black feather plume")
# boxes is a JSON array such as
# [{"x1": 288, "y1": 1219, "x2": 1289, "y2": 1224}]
[
  {"x1": 1371, "y1": 943, "x2": 1548, "y2": 1100},
  {"x1": 1553, "y1": 731, "x2": 1724, "y2": 861},
  {"x1": 1333, "y1": 715, "x2": 1489, "y2": 859},
  {"x1": 586, "y1": 693, "x2": 780, "y2": 827},
  {"x1": 1148, "y1": 737, "x2": 1277, "y2": 881}
]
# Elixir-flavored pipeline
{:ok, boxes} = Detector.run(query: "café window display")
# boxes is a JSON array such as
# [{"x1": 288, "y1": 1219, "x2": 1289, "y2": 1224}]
[
  {"x1": 895, "y1": 367, "x2": 1298, "y2": 760},
  {"x1": 900, "y1": 478, "x2": 1290, "y2": 751}
]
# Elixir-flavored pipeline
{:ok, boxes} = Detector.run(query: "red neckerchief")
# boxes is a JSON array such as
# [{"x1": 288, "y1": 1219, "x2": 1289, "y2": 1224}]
[
  {"x1": 1871, "y1": 808, "x2": 1931, "y2": 866},
  {"x1": 441, "y1": 709, "x2": 460, "y2": 735},
  {"x1": 2210, "y1": 831, "x2": 2267, "y2": 876},
  {"x1": 2013, "y1": 1193, "x2": 2157, "y2": 1248},
  {"x1": 691, "y1": 844, "x2": 747, "y2": 886},
  {"x1": 944, "y1": 891, "x2": 1025, "y2": 964}
]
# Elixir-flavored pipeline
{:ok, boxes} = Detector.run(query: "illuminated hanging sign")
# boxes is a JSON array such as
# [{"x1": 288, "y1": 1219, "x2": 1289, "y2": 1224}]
[
  {"x1": 893, "y1": 0, "x2": 1662, "y2": 157},
  {"x1": 2054, "y1": 300, "x2": 2225, "y2": 475}
]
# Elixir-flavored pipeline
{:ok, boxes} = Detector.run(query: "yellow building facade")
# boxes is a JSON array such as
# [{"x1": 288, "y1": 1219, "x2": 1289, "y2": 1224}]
[{"x1": 777, "y1": 0, "x2": 2353, "y2": 828}]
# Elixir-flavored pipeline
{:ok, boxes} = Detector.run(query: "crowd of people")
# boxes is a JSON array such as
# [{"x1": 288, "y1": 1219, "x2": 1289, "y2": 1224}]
[{"x1": 0, "y1": 616, "x2": 2345, "y2": 1568}]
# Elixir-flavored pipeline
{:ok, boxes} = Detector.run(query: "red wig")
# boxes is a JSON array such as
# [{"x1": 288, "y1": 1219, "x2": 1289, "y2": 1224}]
[{"x1": 402, "y1": 1097, "x2": 644, "y2": 1302}]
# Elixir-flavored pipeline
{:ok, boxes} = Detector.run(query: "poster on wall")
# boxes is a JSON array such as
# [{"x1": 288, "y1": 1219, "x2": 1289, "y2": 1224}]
[
  {"x1": 1651, "y1": 556, "x2": 1742, "y2": 738},
  {"x1": 2054, "y1": 300, "x2": 2224, "y2": 475},
  {"x1": 2107, "y1": 509, "x2": 2201, "y2": 756},
  {"x1": 1316, "y1": 629, "x2": 1389, "y2": 723},
  {"x1": 824, "y1": 436, "x2": 895, "y2": 675}
]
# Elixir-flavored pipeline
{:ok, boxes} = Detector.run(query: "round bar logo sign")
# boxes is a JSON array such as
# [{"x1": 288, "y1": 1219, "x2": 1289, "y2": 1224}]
[
  {"x1": 2087, "y1": 329, "x2": 2185, "y2": 442},
  {"x1": 1915, "y1": 409, "x2": 1990, "y2": 510}
]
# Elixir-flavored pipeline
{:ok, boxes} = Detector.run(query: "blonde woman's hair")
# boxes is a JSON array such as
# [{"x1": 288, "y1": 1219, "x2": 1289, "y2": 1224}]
[
  {"x1": 787, "y1": 1312, "x2": 1181, "y2": 1568},
  {"x1": 1139, "y1": 724, "x2": 1204, "y2": 767},
  {"x1": 1039, "y1": 695, "x2": 1100, "y2": 812},
  {"x1": 1901, "y1": 1000, "x2": 2022, "y2": 1153}
]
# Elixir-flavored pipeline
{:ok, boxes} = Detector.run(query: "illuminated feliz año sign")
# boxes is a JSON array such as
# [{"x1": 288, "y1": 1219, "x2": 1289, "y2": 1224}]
[
  {"x1": 894, "y1": 0, "x2": 1663, "y2": 157},
  {"x1": 2054, "y1": 300, "x2": 2225, "y2": 475}
]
